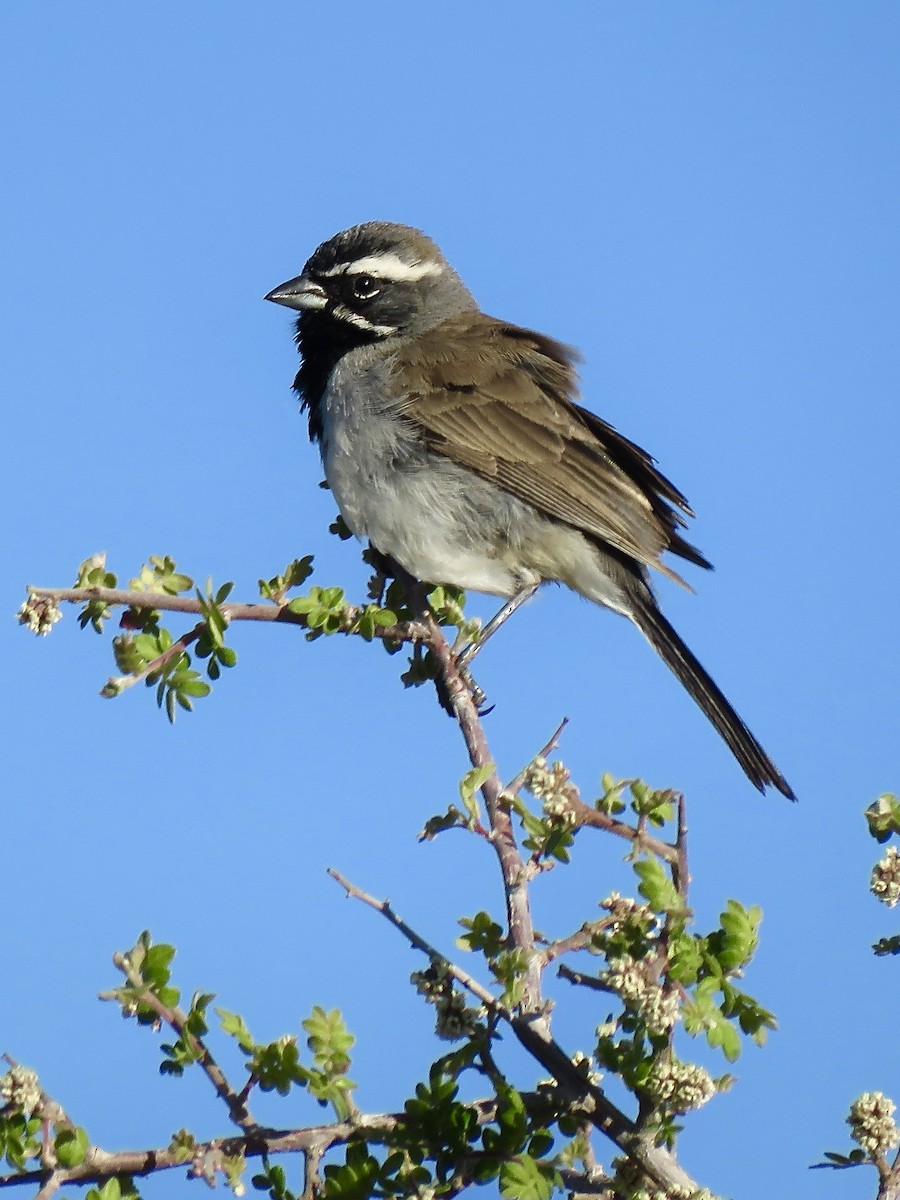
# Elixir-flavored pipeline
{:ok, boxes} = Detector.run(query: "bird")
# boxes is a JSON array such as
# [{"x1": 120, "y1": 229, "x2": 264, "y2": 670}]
[{"x1": 265, "y1": 221, "x2": 794, "y2": 800}]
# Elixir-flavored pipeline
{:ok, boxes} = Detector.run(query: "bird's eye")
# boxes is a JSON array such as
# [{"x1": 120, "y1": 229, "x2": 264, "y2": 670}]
[{"x1": 352, "y1": 274, "x2": 380, "y2": 302}]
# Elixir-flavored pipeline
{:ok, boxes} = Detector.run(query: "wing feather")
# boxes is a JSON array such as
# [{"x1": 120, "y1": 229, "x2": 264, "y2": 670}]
[{"x1": 391, "y1": 314, "x2": 710, "y2": 580}]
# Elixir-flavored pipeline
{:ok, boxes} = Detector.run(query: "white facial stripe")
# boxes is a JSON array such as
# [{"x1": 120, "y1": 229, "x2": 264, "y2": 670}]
[
  {"x1": 333, "y1": 304, "x2": 397, "y2": 336},
  {"x1": 320, "y1": 252, "x2": 443, "y2": 283}
]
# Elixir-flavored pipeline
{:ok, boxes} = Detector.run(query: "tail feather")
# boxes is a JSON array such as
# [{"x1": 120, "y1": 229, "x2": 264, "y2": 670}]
[{"x1": 631, "y1": 599, "x2": 795, "y2": 800}]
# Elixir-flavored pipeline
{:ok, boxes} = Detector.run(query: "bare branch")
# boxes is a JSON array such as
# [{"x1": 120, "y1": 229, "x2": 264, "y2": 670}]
[
  {"x1": 505, "y1": 718, "x2": 570, "y2": 796},
  {"x1": 327, "y1": 869, "x2": 501, "y2": 1014},
  {"x1": 673, "y1": 792, "x2": 690, "y2": 901},
  {"x1": 556, "y1": 963, "x2": 611, "y2": 993}
]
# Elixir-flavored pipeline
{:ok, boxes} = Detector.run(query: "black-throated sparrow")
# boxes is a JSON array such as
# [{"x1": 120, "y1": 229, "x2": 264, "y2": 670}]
[{"x1": 265, "y1": 222, "x2": 794, "y2": 800}]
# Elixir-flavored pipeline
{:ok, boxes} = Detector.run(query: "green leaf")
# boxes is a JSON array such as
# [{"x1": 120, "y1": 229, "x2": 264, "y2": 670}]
[
  {"x1": 499, "y1": 1155, "x2": 558, "y2": 1200},
  {"x1": 633, "y1": 856, "x2": 680, "y2": 913},
  {"x1": 459, "y1": 763, "x2": 494, "y2": 822},
  {"x1": 456, "y1": 911, "x2": 504, "y2": 955},
  {"x1": 303, "y1": 1006, "x2": 356, "y2": 1070},
  {"x1": 527, "y1": 1130, "x2": 554, "y2": 1158},
  {"x1": 259, "y1": 557, "x2": 315, "y2": 602},
  {"x1": 708, "y1": 900, "x2": 761, "y2": 972},
  {"x1": 667, "y1": 932, "x2": 703, "y2": 985},
  {"x1": 54, "y1": 1126, "x2": 89, "y2": 1168},
  {"x1": 865, "y1": 793, "x2": 900, "y2": 843},
  {"x1": 179, "y1": 678, "x2": 212, "y2": 699},
  {"x1": 129, "y1": 555, "x2": 193, "y2": 596},
  {"x1": 217, "y1": 1008, "x2": 256, "y2": 1053},
  {"x1": 419, "y1": 805, "x2": 467, "y2": 840},
  {"x1": 91, "y1": 1180, "x2": 122, "y2": 1200}
]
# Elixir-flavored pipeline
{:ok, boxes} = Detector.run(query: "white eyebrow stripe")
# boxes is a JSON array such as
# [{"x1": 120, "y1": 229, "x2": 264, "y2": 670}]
[{"x1": 319, "y1": 252, "x2": 443, "y2": 282}]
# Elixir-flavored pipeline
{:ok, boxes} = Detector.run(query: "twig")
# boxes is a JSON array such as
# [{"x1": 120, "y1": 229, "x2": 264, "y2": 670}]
[
  {"x1": 103, "y1": 624, "x2": 204, "y2": 696},
  {"x1": 673, "y1": 793, "x2": 690, "y2": 901},
  {"x1": 110, "y1": 951, "x2": 256, "y2": 1133},
  {"x1": 24, "y1": 586, "x2": 425, "y2": 645},
  {"x1": 566, "y1": 797, "x2": 678, "y2": 865},
  {"x1": 505, "y1": 718, "x2": 570, "y2": 796},
  {"x1": 327, "y1": 869, "x2": 501, "y2": 1013},
  {"x1": 539, "y1": 924, "x2": 603, "y2": 967},
  {"x1": 33, "y1": 1175, "x2": 61, "y2": 1200},
  {"x1": 556, "y1": 963, "x2": 610, "y2": 993}
]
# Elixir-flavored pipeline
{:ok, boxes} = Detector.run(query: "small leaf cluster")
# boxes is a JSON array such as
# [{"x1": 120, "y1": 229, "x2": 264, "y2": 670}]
[
  {"x1": 130, "y1": 555, "x2": 193, "y2": 596},
  {"x1": 0, "y1": 1069, "x2": 91, "y2": 1175},
  {"x1": 75, "y1": 553, "x2": 118, "y2": 632},
  {"x1": 105, "y1": 931, "x2": 180, "y2": 1028},
  {"x1": 252, "y1": 1161, "x2": 298, "y2": 1200},
  {"x1": 288, "y1": 584, "x2": 398, "y2": 643},
  {"x1": 595, "y1": 774, "x2": 677, "y2": 826},
  {"x1": 219, "y1": 1005, "x2": 357, "y2": 1120},
  {"x1": 600, "y1": 851, "x2": 773, "y2": 1067},
  {"x1": 258, "y1": 557, "x2": 315, "y2": 603},
  {"x1": 411, "y1": 961, "x2": 485, "y2": 1042},
  {"x1": 194, "y1": 581, "x2": 238, "y2": 681},
  {"x1": 53, "y1": 1125, "x2": 91, "y2": 1168},
  {"x1": 511, "y1": 760, "x2": 576, "y2": 863},
  {"x1": 514, "y1": 804, "x2": 575, "y2": 865},
  {"x1": 103, "y1": 563, "x2": 237, "y2": 720},
  {"x1": 0, "y1": 1111, "x2": 41, "y2": 1174},
  {"x1": 312, "y1": 1068, "x2": 561, "y2": 1200},
  {"x1": 399, "y1": 642, "x2": 440, "y2": 688},
  {"x1": 160, "y1": 992, "x2": 215, "y2": 1077},
  {"x1": 816, "y1": 1147, "x2": 871, "y2": 1170},
  {"x1": 455, "y1": 912, "x2": 529, "y2": 1010}
]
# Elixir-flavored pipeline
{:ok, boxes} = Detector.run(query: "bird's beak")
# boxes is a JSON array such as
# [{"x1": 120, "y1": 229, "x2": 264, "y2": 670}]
[{"x1": 264, "y1": 273, "x2": 327, "y2": 311}]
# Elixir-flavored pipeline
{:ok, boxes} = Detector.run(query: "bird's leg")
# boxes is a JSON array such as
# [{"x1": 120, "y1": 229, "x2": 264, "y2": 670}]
[{"x1": 456, "y1": 584, "x2": 540, "y2": 669}]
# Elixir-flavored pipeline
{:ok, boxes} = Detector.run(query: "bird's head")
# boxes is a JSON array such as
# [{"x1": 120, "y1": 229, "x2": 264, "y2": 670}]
[{"x1": 265, "y1": 221, "x2": 477, "y2": 348}]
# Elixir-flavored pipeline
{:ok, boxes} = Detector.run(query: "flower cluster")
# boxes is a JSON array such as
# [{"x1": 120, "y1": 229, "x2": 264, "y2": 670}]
[
  {"x1": 600, "y1": 892, "x2": 656, "y2": 935},
  {"x1": 17, "y1": 593, "x2": 62, "y2": 636},
  {"x1": 602, "y1": 955, "x2": 679, "y2": 1035},
  {"x1": 610, "y1": 1156, "x2": 720, "y2": 1200},
  {"x1": 0, "y1": 1064, "x2": 41, "y2": 1114},
  {"x1": 644, "y1": 1057, "x2": 716, "y2": 1115},
  {"x1": 410, "y1": 961, "x2": 482, "y2": 1041},
  {"x1": 524, "y1": 756, "x2": 577, "y2": 826},
  {"x1": 870, "y1": 846, "x2": 900, "y2": 908},
  {"x1": 847, "y1": 1091, "x2": 900, "y2": 1157}
]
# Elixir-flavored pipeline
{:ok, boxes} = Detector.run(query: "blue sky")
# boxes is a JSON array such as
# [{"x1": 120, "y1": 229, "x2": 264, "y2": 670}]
[{"x1": 2, "y1": 4, "x2": 899, "y2": 1198}]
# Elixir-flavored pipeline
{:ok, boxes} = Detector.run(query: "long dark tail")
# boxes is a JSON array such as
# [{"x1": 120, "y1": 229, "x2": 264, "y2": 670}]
[{"x1": 631, "y1": 598, "x2": 795, "y2": 800}]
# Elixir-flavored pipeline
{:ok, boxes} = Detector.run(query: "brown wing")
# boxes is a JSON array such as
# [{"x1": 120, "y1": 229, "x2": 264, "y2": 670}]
[{"x1": 391, "y1": 313, "x2": 711, "y2": 582}]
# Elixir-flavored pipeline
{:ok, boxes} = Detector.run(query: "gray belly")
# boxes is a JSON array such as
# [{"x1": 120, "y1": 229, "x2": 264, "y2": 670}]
[{"x1": 318, "y1": 355, "x2": 629, "y2": 611}]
